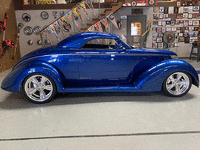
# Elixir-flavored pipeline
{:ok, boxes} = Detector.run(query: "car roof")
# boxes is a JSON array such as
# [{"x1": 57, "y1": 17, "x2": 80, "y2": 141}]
[{"x1": 57, "y1": 32, "x2": 120, "y2": 48}]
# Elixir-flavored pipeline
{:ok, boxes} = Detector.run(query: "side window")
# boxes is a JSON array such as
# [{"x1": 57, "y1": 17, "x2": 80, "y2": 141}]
[{"x1": 82, "y1": 38, "x2": 124, "y2": 49}]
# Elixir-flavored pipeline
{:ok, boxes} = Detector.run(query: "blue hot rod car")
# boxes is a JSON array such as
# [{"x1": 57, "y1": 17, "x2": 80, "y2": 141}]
[{"x1": 1, "y1": 32, "x2": 199, "y2": 103}]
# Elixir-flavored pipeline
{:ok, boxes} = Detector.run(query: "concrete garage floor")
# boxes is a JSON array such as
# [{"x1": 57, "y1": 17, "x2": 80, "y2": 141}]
[{"x1": 0, "y1": 59, "x2": 200, "y2": 150}]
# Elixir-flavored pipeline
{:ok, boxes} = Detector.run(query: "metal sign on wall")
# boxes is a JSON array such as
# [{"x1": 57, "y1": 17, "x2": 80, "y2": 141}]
[{"x1": 123, "y1": 0, "x2": 157, "y2": 7}]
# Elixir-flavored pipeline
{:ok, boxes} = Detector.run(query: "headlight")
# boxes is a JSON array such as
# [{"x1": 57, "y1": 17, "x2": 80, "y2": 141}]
[{"x1": 171, "y1": 55, "x2": 179, "y2": 59}]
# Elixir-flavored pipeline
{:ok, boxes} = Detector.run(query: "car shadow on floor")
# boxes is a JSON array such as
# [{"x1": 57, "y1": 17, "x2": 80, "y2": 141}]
[{"x1": 0, "y1": 91, "x2": 195, "y2": 110}]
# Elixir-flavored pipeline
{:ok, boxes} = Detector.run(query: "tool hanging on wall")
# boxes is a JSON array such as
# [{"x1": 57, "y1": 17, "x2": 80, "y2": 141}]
[
  {"x1": 2, "y1": 39, "x2": 15, "y2": 56},
  {"x1": 0, "y1": 12, "x2": 15, "y2": 57},
  {"x1": 0, "y1": 13, "x2": 8, "y2": 34},
  {"x1": 12, "y1": 23, "x2": 24, "y2": 59}
]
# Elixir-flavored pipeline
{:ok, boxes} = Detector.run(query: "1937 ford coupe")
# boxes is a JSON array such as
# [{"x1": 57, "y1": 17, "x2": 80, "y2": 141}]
[{"x1": 1, "y1": 32, "x2": 199, "y2": 103}]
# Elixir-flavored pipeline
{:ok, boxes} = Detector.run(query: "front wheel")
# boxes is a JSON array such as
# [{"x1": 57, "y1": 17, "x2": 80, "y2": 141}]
[
  {"x1": 22, "y1": 73, "x2": 57, "y2": 103},
  {"x1": 162, "y1": 72, "x2": 192, "y2": 97}
]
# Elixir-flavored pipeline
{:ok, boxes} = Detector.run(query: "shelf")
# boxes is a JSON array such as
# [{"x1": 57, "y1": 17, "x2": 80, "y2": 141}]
[{"x1": 15, "y1": 1, "x2": 113, "y2": 10}]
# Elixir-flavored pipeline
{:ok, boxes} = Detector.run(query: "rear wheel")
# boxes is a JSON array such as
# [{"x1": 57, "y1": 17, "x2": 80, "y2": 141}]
[
  {"x1": 163, "y1": 71, "x2": 192, "y2": 97},
  {"x1": 22, "y1": 73, "x2": 57, "y2": 103}
]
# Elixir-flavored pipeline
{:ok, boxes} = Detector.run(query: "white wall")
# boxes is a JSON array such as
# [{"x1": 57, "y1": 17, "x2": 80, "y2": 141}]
[{"x1": 15, "y1": 9, "x2": 104, "y2": 57}]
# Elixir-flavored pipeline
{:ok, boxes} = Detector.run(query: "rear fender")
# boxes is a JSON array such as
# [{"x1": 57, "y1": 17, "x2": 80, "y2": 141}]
[
  {"x1": 1, "y1": 61, "x2": 64, "y2": 92},
  {"x1": 134, "y1": 59, "x2": 199, "y2": 92}
]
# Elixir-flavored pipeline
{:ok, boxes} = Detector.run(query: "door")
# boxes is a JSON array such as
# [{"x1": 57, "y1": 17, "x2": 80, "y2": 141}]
[
  {"x1": 79, "y1": 38, "x2": 135, "y2": 86},
  {"x1": 127, "y1": 15, "x2": 146, "y2": 48}
]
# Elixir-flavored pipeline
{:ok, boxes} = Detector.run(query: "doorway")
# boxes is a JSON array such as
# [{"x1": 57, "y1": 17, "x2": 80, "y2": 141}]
[{"x1": 127, "y1": 15, "x2": 147, "y2": 48}]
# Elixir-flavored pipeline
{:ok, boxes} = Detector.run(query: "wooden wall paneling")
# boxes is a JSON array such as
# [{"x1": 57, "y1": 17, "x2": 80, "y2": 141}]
[{"x1": 0, "y1": 0, "x2": 21, "y2": 73}]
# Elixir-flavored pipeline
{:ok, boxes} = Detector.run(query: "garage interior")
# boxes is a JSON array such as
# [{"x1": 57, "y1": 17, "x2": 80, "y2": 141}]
[{"x1": 0, "y1": 0, "x2": 200, "y2": 149}]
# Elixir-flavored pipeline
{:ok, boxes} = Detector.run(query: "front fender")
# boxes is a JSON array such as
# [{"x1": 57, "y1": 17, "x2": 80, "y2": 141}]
[
  {"x1": 1, "y1": 61, "x2": 64, "y2": 92},
  {"x1": 134, "y1": 59, "x2": 199, "y2": 92}
]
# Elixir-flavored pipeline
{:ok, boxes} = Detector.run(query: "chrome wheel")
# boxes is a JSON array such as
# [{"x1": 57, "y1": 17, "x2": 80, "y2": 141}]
[
  {"x1": 24, "y1": 74, "x2": 54, "y2": 102},
  {"x1": 165, "y1": 72, "x2": 190, "y2": 96}
]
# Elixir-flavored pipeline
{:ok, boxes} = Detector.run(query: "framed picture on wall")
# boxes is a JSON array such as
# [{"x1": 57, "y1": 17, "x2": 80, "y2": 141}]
[
  {"x1": 157, "y1": 27, "x2": 162, "y2": 32},
  {"x1": 158, "y1": 33, "x2": 163, "y2": 37},
  {"x1": 162, "y1": 27, "x2": 166, "y2": 33},
  {"x1": 188, "y1": 14, "x2": 192, "y2": 19},
  {"x1": 193, "y1": 6, "x2": 199, "y2": 11},
  {"x1": 153, "y1": 21, "x2": 158, "y2": 25},
  {"x1": 178, "y1": 7, "x2": 183, "y2": 13},
  {"x1": 153, "y1": 7, "x2": 159, "y2": 13},
  {"x1": 166, "y1": 21, "x2": 171, "y2": 25},
  {"x1": 159, "y1": 14, "x2": 164, "y2": 19},
  {"x1": 157, "y1": 37, "x2": 163, "y2": 43},
  {"x1": 192, "y1": 13, "x2": 198, "y2": 18},
  {"x1": 166, "y1": 27, "x2": 172, "y2": 31},
  {"x1": 189, "y1": 27, "x2": 194, "y2": 31},
  {"x1": 153, "y1": 14, "x2": 158, "y2": 20},
  {"x1": 172, "y1": 27, "x2": 176, "y2": 31},
  {"x1": 162, "y1": 21, "x2": 166, "y2": 26},
  {"x1": 193, "y1": 21, "x2": 199, "y2": 26},
  {"x1": 153, "y1": 33, "x2": 158, "y2": 37},
  {"x1": 152, "y1": 38, "x2": 156, "y2": 43},
  {"x1": 189, "y1": 32, "x2": 193, "y2": 37},
  {"x1": 152, "y1": 43, "x2": 157, "y2": 48},
  {"x1": 183, "y1": 7, "x2": 188, "y2": 13},
  {"x1": 164, "y1": 14, "x2": 168, "y2": 18},
  {"x1": 177, "y1": 2, "x2": 181, "y2": 7},
  {"x1": 189, "y1": 20, "x2": 193, "y2": 26},
  {"x1": 168, "y1": 7, "x2": 174, "y2": 14},
  {"x1": 194, "y1": 27, "x2": 198, "y2": 31},
  {"x1": 158, "y1": 21, "x2": 162, "y2": 26},
  {"x1": 175, "y1": 20, "x2": 180, "y2": 25},
  {"x1": 179, "y1": 37, "x2": 185, "y2": 42},
  {"x1": 177, "y1": 14, "x2": 183, "y2": 19},
  {"x1": 158, "y1": 43, "x2": 163, "y2": 49},
  {"x1": 194, "y1": 32, "x2": 198, "y2": 37},
  {"x1": 183, "y1": 20, "x2": 189, "y2": 27},
  {"x1": 160, "y1": 7, "x2": 164, "y2": 13},
  {"x1": 179, "y1": 33, "x2": 183, "y2": 36},
  {"x1": 183, "y1": 13, "x2": 188, "y2": 18},
  {"x1": 184, "y1": 32, "x2": 189, "y2": 37}
]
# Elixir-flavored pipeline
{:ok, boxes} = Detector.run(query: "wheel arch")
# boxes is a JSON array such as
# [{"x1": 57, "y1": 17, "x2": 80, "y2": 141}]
[
  {"x1": 1, "y1": 61, "x2": 64, "y2": 93},
  {"x1": 134, "y1": 59, "x2": 199, "y2": 92}
]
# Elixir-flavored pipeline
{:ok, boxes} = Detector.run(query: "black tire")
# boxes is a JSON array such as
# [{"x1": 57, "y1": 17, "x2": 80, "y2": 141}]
[
  {"x1": 162, "y1": 71, "x2": 192, "y2": 97},
  {"x1": 22, "y1": 73, "x2": 57, "y2": 103}
]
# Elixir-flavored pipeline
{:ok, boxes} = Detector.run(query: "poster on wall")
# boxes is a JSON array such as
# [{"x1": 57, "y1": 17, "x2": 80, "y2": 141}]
[{"x1": 131, "y1": 22, "x2": 142, "y2": 36}]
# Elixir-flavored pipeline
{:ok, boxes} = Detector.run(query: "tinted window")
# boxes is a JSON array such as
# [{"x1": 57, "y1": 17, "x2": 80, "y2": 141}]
[{"x1": 82, "y1": 38, "x2": 124, "y2": 49}]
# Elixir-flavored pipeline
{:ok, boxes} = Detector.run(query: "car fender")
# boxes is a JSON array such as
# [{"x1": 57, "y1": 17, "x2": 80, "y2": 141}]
[
  {"x1": 134, "y1": 59, "x2": 199, "y2": 92},
  {"x1": 1, "y1": 61, "x2": 64, "y2": 92}
]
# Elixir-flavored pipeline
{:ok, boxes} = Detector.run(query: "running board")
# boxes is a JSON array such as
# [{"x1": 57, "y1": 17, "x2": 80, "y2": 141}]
[{"x1": 61, "y1": 85, "x2": 142, "y2": 93}]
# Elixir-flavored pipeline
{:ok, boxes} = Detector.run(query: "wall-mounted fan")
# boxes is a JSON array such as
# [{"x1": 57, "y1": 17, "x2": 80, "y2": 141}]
[
  {"x1": 163, "y1": 31, "x2": 175, "y2": 50},
  {"x1": 164, "y1": 31, "x2": 175, "y2": 43}
]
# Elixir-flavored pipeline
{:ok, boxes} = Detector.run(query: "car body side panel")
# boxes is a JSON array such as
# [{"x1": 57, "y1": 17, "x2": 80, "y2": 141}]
[
  {"x1": 79, "y1": 49, "x2": 135, "y2": 85},
  {"x1": 134, "y1": 59, "x2": 199, "y2": 92}
]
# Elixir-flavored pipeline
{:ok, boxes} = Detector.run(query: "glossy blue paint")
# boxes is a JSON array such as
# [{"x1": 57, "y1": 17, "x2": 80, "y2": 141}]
[
  {"x1": 57, "y1": 32, "x2": 131, "y2": 49},
  {"x1": 1, "y1": 32, "x2": 199, "y2": 94}
]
